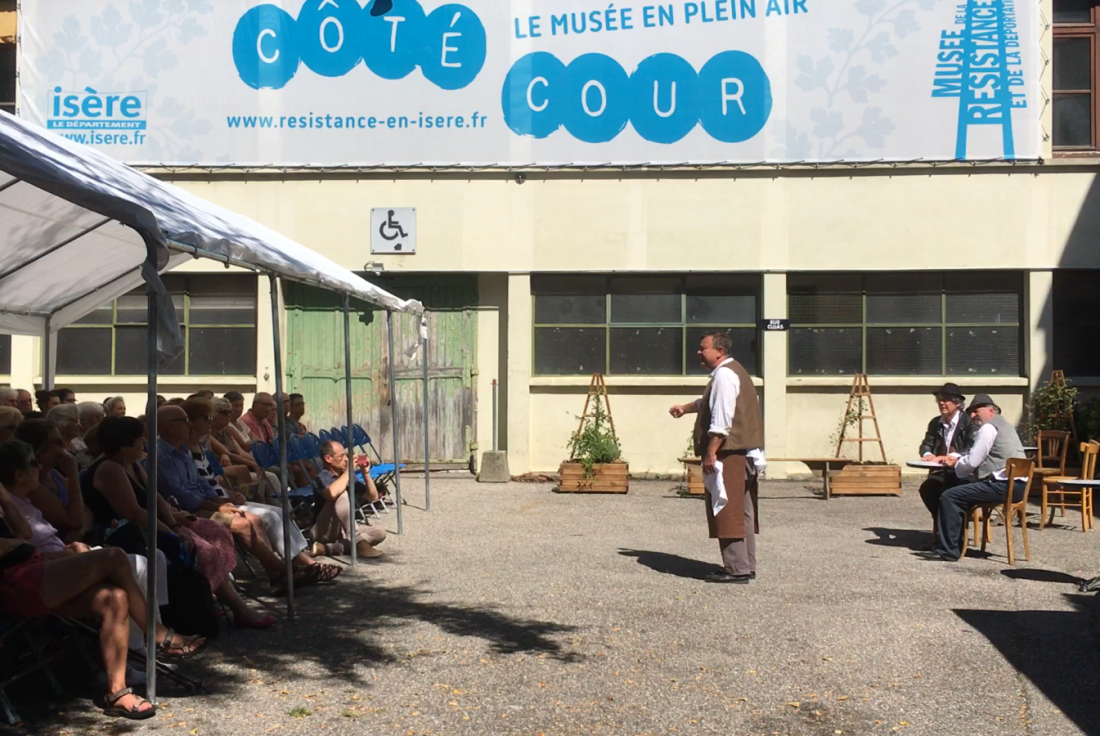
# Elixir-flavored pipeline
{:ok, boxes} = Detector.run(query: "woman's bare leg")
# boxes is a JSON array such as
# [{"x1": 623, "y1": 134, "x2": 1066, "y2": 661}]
[
  {"x1": 52, "y1": 584, "x2": 152, "y2": 715},
  {"x1": 215, "y1": 580, "x2": 270, "y2": 626}
]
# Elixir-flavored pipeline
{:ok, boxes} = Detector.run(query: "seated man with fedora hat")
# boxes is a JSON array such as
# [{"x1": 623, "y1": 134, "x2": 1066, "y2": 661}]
[
  {"x1": 920, "y1": 394, "x2": 1027, "y2": 561},
  {"x1": 917, "y1": 383, "x2": 978, "y2": 535}
]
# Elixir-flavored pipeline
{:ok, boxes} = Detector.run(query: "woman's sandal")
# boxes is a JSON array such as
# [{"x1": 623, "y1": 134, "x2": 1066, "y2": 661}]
[
  {"x1": 157, "y1": 627, "x2": 206, "y2": 659},
  {"x1": 313, "y1": 563, "x2": 342, "y2": 583},
  {"x1": 102, "y1": 687, "x2": 156, "y2": 720}
]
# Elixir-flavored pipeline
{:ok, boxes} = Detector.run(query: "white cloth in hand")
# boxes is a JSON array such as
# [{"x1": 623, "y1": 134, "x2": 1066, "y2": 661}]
[{"x1": 703, "y1": 460, "x2": 728, "y2": 517}]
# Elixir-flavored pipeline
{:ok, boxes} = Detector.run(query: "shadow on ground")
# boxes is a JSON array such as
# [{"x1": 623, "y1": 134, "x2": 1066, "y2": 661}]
[
  {"x1": 864, "y1": 527, "x2": 931, "y2": 550},
  {"x1": 0, "y1": 573, "x2": 580, "y2": 733},
  {"x1": 618, "y1": 549, "x2": 721, "y2": 580},
  {"x1": 955, "y1": 594, "x2": 1100, "y2": 736},
  {"x1": 1001, "y1": 568, "x2": 1085, "y2": 585}
]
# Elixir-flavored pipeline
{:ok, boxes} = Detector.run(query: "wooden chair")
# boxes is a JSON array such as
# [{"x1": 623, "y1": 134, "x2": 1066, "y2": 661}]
[
  {"x1": 1034, "y1": 430, "x2": 1070, "y2": 479},
  {"x1": 1040, "y1": 440, "x2": 1098, "y2": 532},
  {"x1": 973, "y1": 458, "x2": 1035, "y2": 565}
]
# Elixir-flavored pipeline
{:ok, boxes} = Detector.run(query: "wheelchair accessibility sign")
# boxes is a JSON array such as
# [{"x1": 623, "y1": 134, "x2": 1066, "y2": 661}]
[{"x1": 370, "y1": 208, "x2": 417, "y2": 255}]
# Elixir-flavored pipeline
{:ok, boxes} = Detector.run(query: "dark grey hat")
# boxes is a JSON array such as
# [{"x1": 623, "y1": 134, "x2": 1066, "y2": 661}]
[
  {"x1": 966, "y1": 393, "x2": 1000, "y2": 413},
  {"x1": 933, "y1": 382, "x2": 965, "y2": 403}
]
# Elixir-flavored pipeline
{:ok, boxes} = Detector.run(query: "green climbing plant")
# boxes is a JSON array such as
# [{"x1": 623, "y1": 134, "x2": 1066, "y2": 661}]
[{"x1": 568, "y1": 394, "x2": 622, "y2": 478}]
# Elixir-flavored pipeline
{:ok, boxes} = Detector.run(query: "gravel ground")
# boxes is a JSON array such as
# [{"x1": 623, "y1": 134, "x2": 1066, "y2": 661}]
[{"x1": 5, "y1": 475, "x2": 1100, "y2": 736}]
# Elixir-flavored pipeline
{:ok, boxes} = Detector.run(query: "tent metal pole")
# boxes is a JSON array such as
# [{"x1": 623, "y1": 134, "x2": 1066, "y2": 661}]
[
  {"x1": 343, "y1": 295, "x2": 357, "y2": 566},
  {"x1": 143, "y1": 277, "x2": 159, "y2": 702},
  {"x1": 386, "y1": 310, "x2": 404, "y2": 534},
  {"x1": 268, "y1": 274, "x2": 295, "y2": 621},
  {"x1": 42, "y1": 316, "x2": 53, "y2": 390},
  {"x1": 422, "y1": 316, "x2": 430, "y2": 511}
]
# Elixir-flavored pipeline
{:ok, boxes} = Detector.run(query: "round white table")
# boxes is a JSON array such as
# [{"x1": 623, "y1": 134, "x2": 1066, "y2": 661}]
[{"x1": 907, "y1": 460, "x2": 946, "y2": 469}]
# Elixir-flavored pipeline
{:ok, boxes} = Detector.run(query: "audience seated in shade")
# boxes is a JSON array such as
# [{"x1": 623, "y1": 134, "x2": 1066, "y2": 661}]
[
  {"x1": 286, "y1": 393, "x2": 308, "y2": 438},
  {"x1": 210, "y1": 397, "x2": 280, "y2": 504},
  {"x1": 56, "y1": 388, "x2": 76, "y2": 405},
  {"x1": 0, "y1": 406, "x2": 20, "y2": 443},
  {"x1": 0, "y1": 388, "x2": 16, "y2": 408},
  {"x1": 13, "y1": 418, "x2": 85, "y2": 543},
  {"x1": 78, "y1": 401, "x2": 106, "y2": 431},
  {"x1": 223, "y1": 391, "x2": 251, "y2": 440},
  {"x1": 84, "y1": 415, "x2": 274, "y2": 629},
  {"x1": 158, "y1": 403, "x2": 339, "y2": 594},
  {"x1": 313, "y1": 440, "x2": 385, "y2": 558},
  {"x1": 240, "y1": 393, "x2": 276, "y2": 444},
  {"x1": 0, "y1": 443, "x2": 205, "y2": 720}
]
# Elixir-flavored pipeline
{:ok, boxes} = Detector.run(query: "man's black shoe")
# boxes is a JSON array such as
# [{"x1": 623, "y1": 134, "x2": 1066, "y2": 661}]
[
  {"x1": 704, "y1": 571, "x2": 753, "y2": 584},
  {"x1": 916, "y1": 550, "x2": 958, "y2": 562}
]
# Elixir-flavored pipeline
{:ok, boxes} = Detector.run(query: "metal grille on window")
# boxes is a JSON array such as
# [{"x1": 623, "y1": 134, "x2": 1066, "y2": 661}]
[
  {"x1": 0, "y1": 335, "x2": 10, "y2": 375},
  {"x1": 532, "y1": 274, "x2": 760, "y2": 376},
  {"x1": 55, "y1": 275, "x2": 257, "y2": 376}
]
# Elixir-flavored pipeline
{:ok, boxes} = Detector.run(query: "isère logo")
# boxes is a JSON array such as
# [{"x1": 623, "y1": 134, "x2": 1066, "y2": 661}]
[{"x1": 48, "y1": 87, "x2": 148, "y2": 131}]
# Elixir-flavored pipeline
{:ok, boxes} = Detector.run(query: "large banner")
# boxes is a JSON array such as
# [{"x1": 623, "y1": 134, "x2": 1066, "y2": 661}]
[{"x1": 18, "y1": 0, "x2": 1040, "y2": 166}]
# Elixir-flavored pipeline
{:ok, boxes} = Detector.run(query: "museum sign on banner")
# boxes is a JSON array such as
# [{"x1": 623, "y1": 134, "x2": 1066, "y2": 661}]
[{"x1": 17, "y1": 0, "x2": 1041, "y2": 166}]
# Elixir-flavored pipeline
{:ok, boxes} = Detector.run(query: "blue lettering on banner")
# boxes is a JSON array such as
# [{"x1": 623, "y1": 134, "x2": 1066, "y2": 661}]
[
  {"x1": 47, "y1": 87, "x2": 147, "y2": 131},
  {"x1": 502, "y1": 51, "x2": 772, "y2": 144},
  {"x1": 931, "y1": 0, "x2": 1023, "y2": 159},
  {"x1": 232, "y1": 0, "x2": 486, "y2": 90}
]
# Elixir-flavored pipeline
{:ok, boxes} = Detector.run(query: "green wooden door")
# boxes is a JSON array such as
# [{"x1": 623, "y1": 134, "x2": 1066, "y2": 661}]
[{"x1": 284, "y1": 275, "x2": 477, "y2": 467}]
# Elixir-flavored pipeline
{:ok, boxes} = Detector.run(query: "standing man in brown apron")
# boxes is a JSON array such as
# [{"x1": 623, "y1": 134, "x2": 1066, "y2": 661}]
[{"x1": 669, "y1": 333, "x2": 763, "y2": 584}]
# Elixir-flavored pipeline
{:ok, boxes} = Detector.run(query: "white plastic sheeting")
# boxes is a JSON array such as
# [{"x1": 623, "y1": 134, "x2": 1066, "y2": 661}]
[{"x1": 0, "y1": 110, "x2": 421, "y2": 343}]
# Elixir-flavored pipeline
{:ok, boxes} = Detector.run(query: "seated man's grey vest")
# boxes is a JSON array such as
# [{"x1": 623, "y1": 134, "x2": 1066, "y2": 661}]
[{"x1": 977, "y1": 414, "x2": 1025, "y2": 479}]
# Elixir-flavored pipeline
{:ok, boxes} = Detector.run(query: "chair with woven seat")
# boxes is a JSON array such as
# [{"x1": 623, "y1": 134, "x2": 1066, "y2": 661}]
[
  {"x1": 1034, "y1": 430, "x2": 1070, "y2": 480},
  {"x1": 1041, "y1": 440, "x2": 1098, "y2": 532},
  {"x1": 971, "y1": 457, "x2": 1035, "y2": 565}
]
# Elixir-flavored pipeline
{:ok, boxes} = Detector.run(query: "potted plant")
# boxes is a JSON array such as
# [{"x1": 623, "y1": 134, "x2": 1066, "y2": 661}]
[{"x1": 558, "y1": 393, "x2": 629, "y2": 493}]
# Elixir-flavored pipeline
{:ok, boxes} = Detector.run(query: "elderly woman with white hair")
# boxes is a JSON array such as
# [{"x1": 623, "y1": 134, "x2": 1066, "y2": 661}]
[
  {"x1": 47, "y1": 403, "x2": 84, "y2": 455},
  {"x1": 0, "y1": 387, "x2": 17, "y2": 408},
  {"x1": 104, "y1": 396, "x2": 127, "y2": 418}
]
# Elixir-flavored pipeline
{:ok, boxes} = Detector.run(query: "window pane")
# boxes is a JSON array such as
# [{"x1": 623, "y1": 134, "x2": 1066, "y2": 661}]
[
  {"x1": 944, "y1": 272, "x2": 1022, "y2": 324},
  {"x1": 946, "y1": 327, "x2": 1020, "y2": 375},
  {"x1": 686, "y1": 328, "x2": 758, "y2": 376},
  {"x1": 1054, "y1": 270, "x2": 1100, "y2": 375},
  {"x1": 865, "y1": 273, "x2": 941, "y2": 324},
  {"x1": 686, "y1": 295, "x2": 756, "y2": 324},
  {"x1": 1054, "y1": 37, "x2": 1092, "y2": 90},
  {"x1": 72, "y1": 304, "x2": 113, "y2": 325},
  {"x1": 115, "y1": 326, "x2": 185, "y2": 375},
  {"x1": 1054, "y1": 94, "x2": 1093, "y2": 147},
  {"x1": 0, "y1": 334, "x2": 10, "y2": 374},
  {"x1": 187, "y1": 276, "x2": 257, "y2": 325},
  {"x1": 789, "y1": 328, "x2": 861, "y2": 375},
  {"x1": 189, "y1": 293, "x2": 256, "y2": 326},
  {"x1": 534, "y1": 295, "x2": 606, "y2": 324},
  {"x1": 57, "y1": 329, "x2": 112, "y2": 375},
  {"x1": 189, "y1": 328, "x2": 256, "y2": 374},
  {"x1": 789, "y1": 275, "x2": 862, "y2": 324},
  {"x1": 610, "y1": 277, "x2": 681, "y2": 323},
  {"x1": 1054, "y1": 0, "x2": 1093, "y2": 23},
  {"x1": 116, "y1": 292, "x2": 183, "y2": 323},
  {"x1": 610, "y1": 327, "x2": 683, "y2": 374},
  {"x1": 533, "y1": 327, "x2": 606, "y2": 375},
  {"x1": 866, "y1": 327, "x2": 942, "y2": 375},
  {"x1": 532, "y1": 275, "x2": 607, "y2": 295}
]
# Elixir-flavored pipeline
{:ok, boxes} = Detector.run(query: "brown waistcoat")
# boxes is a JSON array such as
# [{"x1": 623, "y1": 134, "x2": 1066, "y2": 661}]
[{"x1": 693, "y1": 360, "x2": 763, "y2": 457}]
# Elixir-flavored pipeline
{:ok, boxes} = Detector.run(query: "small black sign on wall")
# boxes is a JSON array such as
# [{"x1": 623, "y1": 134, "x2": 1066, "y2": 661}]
[{"x1": 759, "y1": 319, "x2": 791, "y2": 332}]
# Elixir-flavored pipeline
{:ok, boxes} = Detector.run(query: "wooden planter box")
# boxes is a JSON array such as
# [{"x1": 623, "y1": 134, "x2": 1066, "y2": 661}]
[
  {"x1": 558, "y1": 461, "x2": 629, "y2": 493},
  {"x1": 679, "y1": 458, "x2": 705, "y2": 495},
  {"x1": 830, "y1": 464, "x2": 902, "y2": 496}
]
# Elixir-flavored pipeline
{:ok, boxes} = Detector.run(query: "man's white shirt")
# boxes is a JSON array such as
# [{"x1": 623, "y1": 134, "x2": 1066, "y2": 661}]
[
  {"x1": 949, "y1": 422, "x2": 1006, "y2": 481},
  {"x1": 701, "y1": 357, "x2": 765, "y2": 470}
]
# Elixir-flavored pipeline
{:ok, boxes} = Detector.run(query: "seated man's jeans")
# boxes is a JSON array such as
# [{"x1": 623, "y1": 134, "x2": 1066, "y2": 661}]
[{"x1": 934, "y1": 477, "x2": 1027, "y2": 559}]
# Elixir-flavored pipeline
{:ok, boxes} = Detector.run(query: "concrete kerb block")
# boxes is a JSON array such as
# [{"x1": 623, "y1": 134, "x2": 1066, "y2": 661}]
[{"x1": 478, "y1": 451, "x2": 510, "y2": 483}]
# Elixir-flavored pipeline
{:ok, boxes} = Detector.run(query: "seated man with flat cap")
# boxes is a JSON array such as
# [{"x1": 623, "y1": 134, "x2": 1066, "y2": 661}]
[
  {"x1": 920, "y1": 394, "x2": 1027, "y2": 561},
  {"x1": 917, "y1": 383, "x2": 977, "y2": 535}
]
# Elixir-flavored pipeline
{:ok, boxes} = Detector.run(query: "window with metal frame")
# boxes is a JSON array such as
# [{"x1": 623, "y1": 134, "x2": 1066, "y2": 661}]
[
  {"x1": 55, "y1": 274, "x2": 258, "y2": 376},
  {"x1": 0, "y1": 334, "x2": 9, "y2": 374},
  {"x1": 532, "y1": 274, "x2": 760, "y2": 376},
  {"x1": 788, "y1": 272, "x2": 1022, "y2": 376},
  {"x1": 1053, "y1": 0, "x2": 1100, "y2": 151}
]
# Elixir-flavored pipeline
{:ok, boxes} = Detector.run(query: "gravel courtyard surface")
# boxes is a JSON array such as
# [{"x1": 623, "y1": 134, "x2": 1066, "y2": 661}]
[{"x1": 6, "y1": 476, "x2": 1100, "y2": 736}]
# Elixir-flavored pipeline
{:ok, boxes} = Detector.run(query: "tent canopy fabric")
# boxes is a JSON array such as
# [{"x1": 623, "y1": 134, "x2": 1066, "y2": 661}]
[{"x1": 0, "y1": 110, "x2": 421, "y2": 339}]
